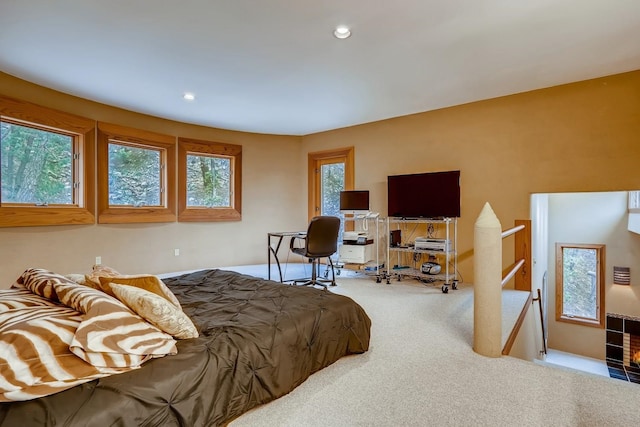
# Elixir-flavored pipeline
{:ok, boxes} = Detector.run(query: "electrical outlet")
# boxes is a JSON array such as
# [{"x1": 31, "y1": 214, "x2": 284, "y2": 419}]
[
  {"x1": 95, "y1": 256, "x2": 102, "y2": 265},
  {"x1": 174, "y1": 249, "x2": 180, "y2": 256}
]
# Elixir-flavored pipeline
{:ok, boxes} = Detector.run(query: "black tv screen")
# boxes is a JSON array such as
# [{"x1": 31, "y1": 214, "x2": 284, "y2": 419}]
[
  {"x1": 340, "y1": 190, "x2": 370, "y2": 212},
  {"x1": 387, "y1": 170, "x2": 460, "y2": 218}
]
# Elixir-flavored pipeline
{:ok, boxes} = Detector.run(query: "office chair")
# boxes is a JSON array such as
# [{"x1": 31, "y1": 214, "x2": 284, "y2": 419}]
[{"x1": 289, "y1": 215, "x2": 341, "y2": 289}]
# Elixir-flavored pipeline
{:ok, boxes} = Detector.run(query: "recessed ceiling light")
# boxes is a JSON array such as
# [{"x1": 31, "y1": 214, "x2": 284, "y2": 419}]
[
  {"x1": 333, "y1": 25, "x2": 351, "y2": 39},
  {"x1": 183, "y1": 92, "x2": 195, "y2": 101}
]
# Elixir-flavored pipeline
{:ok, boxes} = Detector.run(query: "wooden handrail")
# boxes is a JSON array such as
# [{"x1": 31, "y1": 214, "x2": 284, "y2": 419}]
[
  {"x1": 501, "y1": 259, "x2": 525, "y2": 287},
  {"x1": 502, "y1": 292, "x2": 533, "y2": 356},
  {"x1": 501, "y1": 224, "x2": 525, "y2": 239}
]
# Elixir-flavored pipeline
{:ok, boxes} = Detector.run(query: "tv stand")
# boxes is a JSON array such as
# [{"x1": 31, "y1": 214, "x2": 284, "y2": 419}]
[{"x1": 386, "y1": 217, "x2": 458, "y2": 293}]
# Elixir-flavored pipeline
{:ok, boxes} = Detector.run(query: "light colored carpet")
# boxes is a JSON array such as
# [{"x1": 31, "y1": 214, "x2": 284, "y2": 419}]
[{"x1": 229, "y1": 275, "x2": 640, "y2": 427}]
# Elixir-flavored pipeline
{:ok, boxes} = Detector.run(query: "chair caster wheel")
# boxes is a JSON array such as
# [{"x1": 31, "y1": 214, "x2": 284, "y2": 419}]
[{"x1": 442, "y1": 285, "x2": 449, "y2": 293}]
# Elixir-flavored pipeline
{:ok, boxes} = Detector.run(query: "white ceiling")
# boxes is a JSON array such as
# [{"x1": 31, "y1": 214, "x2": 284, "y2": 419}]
[{"x1": 1, "y1": 1, "x2": 639, "y2": 136}]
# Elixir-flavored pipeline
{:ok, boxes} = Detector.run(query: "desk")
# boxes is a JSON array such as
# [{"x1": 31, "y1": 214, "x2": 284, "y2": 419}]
[{"x1": 268, "y1": 231, "x2": 305, "y2": 282}]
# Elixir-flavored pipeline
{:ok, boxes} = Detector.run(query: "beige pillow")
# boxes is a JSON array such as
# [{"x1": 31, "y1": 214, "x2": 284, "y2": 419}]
[
  {"x1": 110, "y1": 283, "x2": 198, "y2": 340},
  {"x1": 84, "y1": 264, "x2": 121, "y2": 288},
  {"x1": 98, "y1": 275, "x2": 181, "y2": 309}
]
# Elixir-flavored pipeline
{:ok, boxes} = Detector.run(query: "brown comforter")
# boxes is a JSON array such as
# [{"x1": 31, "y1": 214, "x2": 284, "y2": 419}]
[{"x1": 0, "y1": 269, "x2": 371, "y2": 426}]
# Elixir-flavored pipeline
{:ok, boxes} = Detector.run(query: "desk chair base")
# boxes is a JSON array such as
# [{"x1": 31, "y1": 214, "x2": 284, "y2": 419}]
[{"x1": 291, "y1": 257, "x2": 336, "y2": 289}]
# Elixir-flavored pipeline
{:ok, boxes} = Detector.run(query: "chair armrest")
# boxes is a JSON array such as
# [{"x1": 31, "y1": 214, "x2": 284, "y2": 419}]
[{"x1": 289, "y1": 234, "x2": 307, "y2": 250}]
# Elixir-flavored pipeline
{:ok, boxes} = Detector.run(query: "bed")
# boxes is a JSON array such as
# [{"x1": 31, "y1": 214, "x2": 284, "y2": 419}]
[{"x1": 0, "y1": 268, "x2": 371, "y2": 426}]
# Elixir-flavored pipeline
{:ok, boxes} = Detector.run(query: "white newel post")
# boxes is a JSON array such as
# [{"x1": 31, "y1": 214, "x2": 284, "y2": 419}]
[{"x1": 473, "y1": 202, "x2": 503, "y2": 357}]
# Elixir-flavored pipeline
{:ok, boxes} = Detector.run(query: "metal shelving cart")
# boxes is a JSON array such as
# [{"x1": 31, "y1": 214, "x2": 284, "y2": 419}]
[
  {"x1": 336, "y1": 215, "x2": 387, "y2": 282},
  {"x1": 386, "y1": 217, "x2": 458, "y2": 292}
]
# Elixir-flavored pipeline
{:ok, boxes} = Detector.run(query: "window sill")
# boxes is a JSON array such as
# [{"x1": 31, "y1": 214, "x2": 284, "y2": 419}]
[
  {"x1": 0, "y1": 206, "x2": 95, "y2": 227},
  {"x1": 558, "y1": 315, "x2": 604, "y2": 329}
]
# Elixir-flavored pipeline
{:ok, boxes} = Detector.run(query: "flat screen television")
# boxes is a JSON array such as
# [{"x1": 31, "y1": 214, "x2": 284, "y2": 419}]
[
  {"x1": 340, "y1": 190, "x2": 370, "y2": 212},
  {"x1": 387, "y1": 170, "x2": 460, "y2": 218}
]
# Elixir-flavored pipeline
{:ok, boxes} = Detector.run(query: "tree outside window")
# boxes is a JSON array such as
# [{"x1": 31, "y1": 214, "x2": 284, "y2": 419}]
[
  {"x1": 556, "y1": 243, "x2": 605, "y2": 328},
  {"x1": 108, "y1": 142, "x2": 162, "y2": 207},
  {"x1": 0, "y1": 95, "x2": 95, "y2": 227},
  {"x1": 178, "y1": 137, "x2": 241, "y2": 222},
  {"x1": 97, "y1": 122, "x2": 175, "y2": 224},
  {"x1": 1, "y1": 120, "x2": 75, "y2": 205},
  {"x1": 186, "y1": 154, "x2": 231, "y2": 208},
  {"x1": 320, "y1": 162, "x2": 344, "y2": 217}
]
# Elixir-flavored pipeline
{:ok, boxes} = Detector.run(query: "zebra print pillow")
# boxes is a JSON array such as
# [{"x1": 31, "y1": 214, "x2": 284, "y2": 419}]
[
  {"x1": 53, "y1": 277, "x2": 177, "y2": 368},
  {"x1": 1, "y1": 270, "x2": 178, "y2": 402},
  {"x1": 11, "y1": 267, "x2": 74, "y2": 302},
  {"x1": 0, "y1": 288, "x2": 53, "y2": 312},
  {"x1": 0, "y1": 290, "x2": 116, "y2": 402}
]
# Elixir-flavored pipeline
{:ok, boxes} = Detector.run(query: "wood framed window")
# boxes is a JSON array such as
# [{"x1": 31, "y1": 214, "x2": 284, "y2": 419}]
[
  {"x1": 97, "y1": 122, "x2": 175, "y2": 223},
  {"x1": 307, "y1": 147, "x2": 354, "y2": 220},
  {"x1": 0, "y1": 95, "x2": 95, "y2": 227},
  {"x1": 555, "y1": 243, "x2": 606, "y2": 328},
  {"x1": 178, "y1": 137, "x2": 242, "y2": 222}
]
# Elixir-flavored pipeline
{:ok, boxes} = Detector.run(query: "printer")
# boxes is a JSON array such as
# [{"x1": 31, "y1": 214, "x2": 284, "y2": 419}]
[{"x1": 343, "y1": 231, "x2": 372, "y2": 245}]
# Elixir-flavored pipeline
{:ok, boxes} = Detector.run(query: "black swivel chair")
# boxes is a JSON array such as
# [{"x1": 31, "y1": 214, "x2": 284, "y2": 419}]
[{"x1": 289, "y1": 215, "x2": 341, "y2": 289}]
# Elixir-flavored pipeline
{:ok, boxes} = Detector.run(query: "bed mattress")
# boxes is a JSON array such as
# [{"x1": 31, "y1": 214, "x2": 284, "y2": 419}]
[{"x1": 0, "y1": 269, "x2": 371, "y2": 426}]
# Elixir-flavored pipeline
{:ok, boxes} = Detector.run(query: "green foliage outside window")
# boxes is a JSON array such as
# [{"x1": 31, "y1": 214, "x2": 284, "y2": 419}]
[
  {"x1": 186, "y1": 154, "x2": 231, "y2": 207},
  {"x1": 108, "y1": 143, "x2": 161, "y2": 206},
  {"x1": 321, "y1": 163, "x2": 344, "y2": 216},
  {"x1": 1, "y1": 120, "x2": 73, "y2": 205},
  {"x1": 562, "y1": 247, "x2": 597, "y2": 319}
]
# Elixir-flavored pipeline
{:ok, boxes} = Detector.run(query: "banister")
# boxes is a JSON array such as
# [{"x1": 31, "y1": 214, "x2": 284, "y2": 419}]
[
  {"x1": 501, "y1": 224, "x2": 525, "y2": 239},
  {"x1": 501, "y1": 259, "x2": 525, "y2": 287},
  {"x1": 473, "y1": 202, "x2": 532, "y2": 358}
]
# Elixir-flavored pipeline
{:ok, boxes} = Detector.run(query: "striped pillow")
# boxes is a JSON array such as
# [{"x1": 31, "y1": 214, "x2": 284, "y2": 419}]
[
  {"x1": 0, "y1": 291, "x2": 116, "y2": 402},
  {"x1": 1, "y1": 274, "x2": 178, "y2": 402},
  {"x1": 0, "y1": 288, "x2": 53, "y2": 313},
  {"x1": 53, "y1": 279, "x2": 177, "y2": 368},
  {"x1": 11, "y1": 268, "x2": 77, "y2": 302}
]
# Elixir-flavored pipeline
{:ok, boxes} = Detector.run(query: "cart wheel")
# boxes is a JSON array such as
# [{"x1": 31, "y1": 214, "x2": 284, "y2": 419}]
[
  {"x1": 398, "y1": 275, "x2": 402, "y2": 281},
  {"x1": 442, "y1": 285, "x2": 449, "y2": 293},
  {"x1": 452, "y1": 281, "x2": 458, "y2": 290},
  {"x1": 386, "y1": 278, "x2": 391, "y2": 284},
  {"x1": 336, "y1": 269, "x2": 341, "y2": 276},
  {"x1": 376, "y1": 277, "x2": 381, "y2": 283}
]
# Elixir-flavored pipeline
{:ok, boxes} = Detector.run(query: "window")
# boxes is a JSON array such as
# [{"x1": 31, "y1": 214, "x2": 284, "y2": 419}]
[
  {"x1": 178, "y1": 137, "x2": 241, "y2": 222},
  {"x1": 108, "y1": 143, "x2": 162, "y2": 207},
  {"x1": 629, "y1": 191, "x2": 640, "y2": 213},
  {"x1": 555, "y1": 243, "x2": 605, "y2": 328},
  {"x1": 308, "y1": 147, "x2": 354, "y2": 236},
  {"x1": 308, "y1": 147, "x2": 354, "y2": 218},
  {"x1": 97, "y1": 122, "x2": 175, "y2": 223},
  {"x1": 0, "y1": 95, "x2": 95, "y2": 227}
]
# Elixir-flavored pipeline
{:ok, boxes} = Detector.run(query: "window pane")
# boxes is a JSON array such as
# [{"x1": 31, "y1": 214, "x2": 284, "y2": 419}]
[
  {"x1": 320, "y1": 162, "x2": 344, "y2": 216},
  {"x1": 1, "y1": 120, "x2": 73, "y2": 205},
  {"x1": 630, "y1": 191, "x2": 640, "y2": 209},
  {"x1": 562, "y1": 247, "x2": 597, "y2": 319},
  {"x1": 108, "y1": 142, "x2": 161, "y2": 206},
  {"x1": 186, "y1": 154, "x2": 231, "y2": 207}
]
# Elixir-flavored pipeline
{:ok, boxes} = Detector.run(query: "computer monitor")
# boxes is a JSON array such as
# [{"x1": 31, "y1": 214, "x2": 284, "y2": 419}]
[{"x1": 339, "y1": 190, "x2": 370, "y2": 213}]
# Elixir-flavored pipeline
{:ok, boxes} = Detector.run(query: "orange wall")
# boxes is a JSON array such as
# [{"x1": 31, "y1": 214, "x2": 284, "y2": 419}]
[
  {"x1": 302, "y1": 70, "x2": 640, "y2": 282},
  {"x1": 1, "y1": 70, "x2": 639, "y2": 291},
  {"x1": 0, "y1": 72, "x2": 306, "y2": 287}
]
